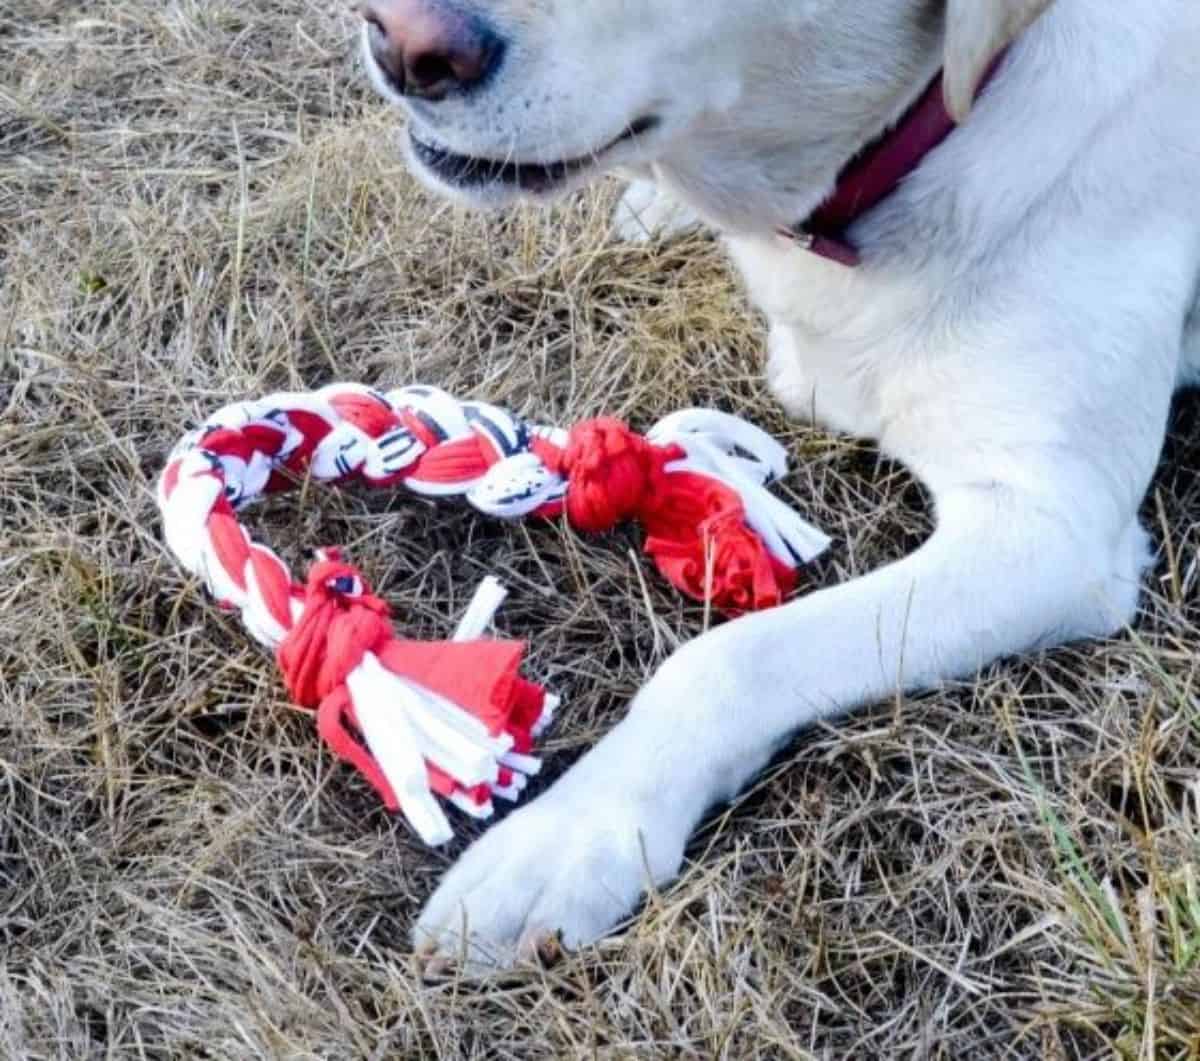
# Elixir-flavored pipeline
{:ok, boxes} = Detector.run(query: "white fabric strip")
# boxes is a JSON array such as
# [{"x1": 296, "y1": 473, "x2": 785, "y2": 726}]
[
  {"x1": 499, "y1": 750, "x2": 542, "y2": 776},
  {"x1": 347, "y1": 653, "x2": 453, "y2": 846},
  {"x1": 452, "y1": 577, "x2": 508, "y2": 641},
  {"x1": 670, "y1": 436, "x2": 831, "y2": 563},
  {"x1": 532, "y1": 693, "x2": 559, "y2": 738},
  {"x1": 648, "y1": 408, "x2": 789, "y2": 482},
  {"x1": 397, "y1": 679, "x2": 505, "y2": 789},
  {"x1": 448, "y1": 792, "x2": 495, "y2": 819}
]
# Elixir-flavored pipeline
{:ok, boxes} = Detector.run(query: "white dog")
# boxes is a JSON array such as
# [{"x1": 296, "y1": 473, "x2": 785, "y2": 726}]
[{"x1": 358, "y1": 0, "x2": 1200, "y2": 969}]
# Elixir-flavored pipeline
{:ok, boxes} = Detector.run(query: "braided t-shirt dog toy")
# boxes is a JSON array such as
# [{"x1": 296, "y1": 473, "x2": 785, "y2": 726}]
[{"x1": 157, "y1": 383, "x2": 829, "y2": 843}]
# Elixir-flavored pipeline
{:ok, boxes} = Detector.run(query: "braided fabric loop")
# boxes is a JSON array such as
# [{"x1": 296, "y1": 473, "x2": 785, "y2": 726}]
[{"x1": 157, "y1": 382, "x2": 832, "y2": 840}]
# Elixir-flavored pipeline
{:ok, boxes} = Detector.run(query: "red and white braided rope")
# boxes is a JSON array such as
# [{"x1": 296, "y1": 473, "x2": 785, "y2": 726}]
[
  {"x1": 157, "y1": 382, "x2": 831, "y2": 841},
  {"x1": 156, "y1": 384, "x2": 568, "y2": 845}
]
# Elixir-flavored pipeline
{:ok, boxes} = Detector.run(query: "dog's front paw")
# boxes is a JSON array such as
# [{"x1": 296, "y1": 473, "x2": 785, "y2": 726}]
[
  {"x1": 611, "y1": 179, "x2": 701, "y2": 243},
  {"x1": 412, "y1": 785, "x2": 685, "y2": 972}
]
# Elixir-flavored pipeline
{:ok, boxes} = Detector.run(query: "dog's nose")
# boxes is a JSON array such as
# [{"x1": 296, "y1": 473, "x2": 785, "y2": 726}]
[{"x1": 360, "y1": 0, "x2": 501, "y2": 100}]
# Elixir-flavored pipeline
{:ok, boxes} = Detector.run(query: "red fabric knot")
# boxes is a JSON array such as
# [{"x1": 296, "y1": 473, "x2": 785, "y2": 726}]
[
  {"x1": 276, "y1": 554, "x2": 391, "y2": 708},
  {"x1": 271, "y1": 549, "x2": 549, "y2": 822},
  {"x1": 559, "y1": 418, "x2": 673, "y2": 533},
  {"x1": 646, "y1": 504, "x2": 798, "y2": 617},
  {"x1": 550, "y1": 420, "x2": 797, "y2": 615}
]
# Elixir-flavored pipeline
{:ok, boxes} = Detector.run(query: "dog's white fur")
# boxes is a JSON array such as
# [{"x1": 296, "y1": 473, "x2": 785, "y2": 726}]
[{"x1": 363, "y1": 0, "x2": 1200, "y2": 968}]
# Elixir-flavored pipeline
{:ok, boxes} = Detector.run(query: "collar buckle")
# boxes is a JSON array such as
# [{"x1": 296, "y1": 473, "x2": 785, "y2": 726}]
[{"x1": 776, "y1": 224, "x2": 815, "y2": 251}]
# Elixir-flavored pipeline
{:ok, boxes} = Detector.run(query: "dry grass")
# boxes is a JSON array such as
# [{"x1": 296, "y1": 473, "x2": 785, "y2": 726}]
[{"x1": 2, "y1": 2, "x2": 1199, "y2": 1057}]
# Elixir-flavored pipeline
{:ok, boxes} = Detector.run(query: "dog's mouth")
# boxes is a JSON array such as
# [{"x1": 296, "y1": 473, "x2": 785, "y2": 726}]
[{"x1": 408, "y1": 115, "x2": 660, "y2": 194}]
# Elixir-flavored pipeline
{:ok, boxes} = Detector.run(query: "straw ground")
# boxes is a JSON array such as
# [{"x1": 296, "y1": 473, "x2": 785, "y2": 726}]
[{"x1": 2, "y1": 2, "x2": 1198, "y2": 1057}]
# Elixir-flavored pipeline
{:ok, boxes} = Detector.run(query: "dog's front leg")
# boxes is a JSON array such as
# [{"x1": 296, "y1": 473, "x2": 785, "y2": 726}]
[{"x1": 413, "y1": 481, "x2": 1145, "y2": 970}]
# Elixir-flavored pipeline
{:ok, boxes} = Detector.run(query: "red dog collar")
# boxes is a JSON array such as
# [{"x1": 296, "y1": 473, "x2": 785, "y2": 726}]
[{"x1": 781, "y1": 58, "x2": 1006, "y2": 267}]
